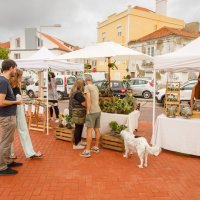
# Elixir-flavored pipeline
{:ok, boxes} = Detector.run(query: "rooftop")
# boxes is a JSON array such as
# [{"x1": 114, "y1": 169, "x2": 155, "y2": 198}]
[
  {"x1": 0, "y1": 41, "x2": 10, "y2": 48},
  {"x1": 131, "y1": 27, "x2": 200, "y2": 43}
]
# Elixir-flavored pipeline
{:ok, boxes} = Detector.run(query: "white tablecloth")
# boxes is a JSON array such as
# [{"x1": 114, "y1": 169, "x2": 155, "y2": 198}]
[{"x1": 151, "y1": 114, "x2": 200, "y2": 156}]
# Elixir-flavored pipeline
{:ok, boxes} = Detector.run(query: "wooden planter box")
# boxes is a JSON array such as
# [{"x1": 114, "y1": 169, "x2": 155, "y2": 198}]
[
  {"x1": 101, "y1": 133, "x2": 124, "y2": 152},
  {"x1": 55, "y1": 127, "x2": 74, "y2": 142},
  {"x1": 192, "y1": 111, "x2": 200, "y2": 118}
]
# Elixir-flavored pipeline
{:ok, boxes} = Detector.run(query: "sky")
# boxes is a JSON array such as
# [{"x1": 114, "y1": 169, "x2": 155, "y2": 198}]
[{"x1": 0, "y1": 0, "x2": 200, "y2": 47}]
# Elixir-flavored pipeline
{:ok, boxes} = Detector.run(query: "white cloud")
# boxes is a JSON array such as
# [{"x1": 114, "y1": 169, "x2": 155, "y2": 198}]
[{"x1": 0, "y1": 0, "x2": 199, "y2": 47}]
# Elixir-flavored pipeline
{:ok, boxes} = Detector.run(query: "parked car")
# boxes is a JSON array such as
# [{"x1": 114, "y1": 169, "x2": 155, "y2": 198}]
[
  {"x1": 130, "y1": 77, "x2": 154, "y2": 99},
  {"x1": 26, "y1": 80, "x2": 47, "y2": 98},
  {"x1": 56, "y1": 75, "x2": 76, "y2": 100},
  {"x1": 26, "y1": 75, "x2": 76, "y2": 100},
  {"x1": 156, "y1": 80, "x2": 197, "y2": 105},
  {"x1": 94, "y1": 80, "x2": 126, "y2": 98}
]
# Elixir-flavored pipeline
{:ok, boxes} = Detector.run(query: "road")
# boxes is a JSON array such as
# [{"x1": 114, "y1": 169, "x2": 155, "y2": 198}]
[{"x1": 58, "y1": 98, "x2": 164, "y2": 122}]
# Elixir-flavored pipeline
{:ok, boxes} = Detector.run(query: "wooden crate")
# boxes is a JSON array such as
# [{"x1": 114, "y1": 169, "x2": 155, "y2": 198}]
[
  {"x1": 192, "y1": 111, "x2": 200, "y2": 118},
  {"x1": 101, "y1": 133, "x2": 124, "y2": 152},
  {"x1": 55, "y1": 127, "x2": 74, "y2": 142}
]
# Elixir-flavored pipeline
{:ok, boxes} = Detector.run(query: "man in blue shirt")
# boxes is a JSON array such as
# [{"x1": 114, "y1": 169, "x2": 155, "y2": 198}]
[{"x1": 0, "y1": 59, "x2": 22, "y2": 176}]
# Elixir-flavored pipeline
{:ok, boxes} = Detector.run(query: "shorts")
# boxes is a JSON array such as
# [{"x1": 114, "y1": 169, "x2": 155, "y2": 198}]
[{"x1": 85, "y1": 112, "x2": 101, "y2": 128}]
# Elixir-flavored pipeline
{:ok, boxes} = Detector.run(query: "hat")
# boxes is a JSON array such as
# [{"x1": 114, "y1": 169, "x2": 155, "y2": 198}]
[{"x1": 84, "y1": 74, "x2": 93, "y2": 81}]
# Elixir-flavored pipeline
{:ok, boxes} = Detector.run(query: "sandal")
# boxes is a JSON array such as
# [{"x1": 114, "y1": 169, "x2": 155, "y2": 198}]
[
  {"x1": 10, "y1": 154, "x2": 17, "y2": 159},
  {"x1": 30, "y1": 151, "x2": 43, "y2": 159}
]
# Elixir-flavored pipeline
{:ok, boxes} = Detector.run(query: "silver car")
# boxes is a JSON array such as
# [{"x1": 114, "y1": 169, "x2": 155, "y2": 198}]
[{"x1": 130, "y1": 77, "x2": 154, "y2": 99}]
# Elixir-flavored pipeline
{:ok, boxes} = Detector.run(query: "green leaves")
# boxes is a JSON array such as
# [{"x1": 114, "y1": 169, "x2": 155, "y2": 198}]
[
  {"x1": 0, "y1": 47, "x2": 9, "y2": 59},
  {"x1": 108, "y1": 60, "x2": 118, "y2": 70},
  {"x1": 100, "y1": 96, "x2": 134, "y2": 114},
  {"x1": 109, "y1": 121, "x2": 127, "y2": 134}
]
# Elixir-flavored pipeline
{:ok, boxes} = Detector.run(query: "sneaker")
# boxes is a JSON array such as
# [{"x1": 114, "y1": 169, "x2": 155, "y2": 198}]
[
  {"x1": 73, "y1": 144, "x2": 85, "y2": 150},
  {"x1": 80, "y1": 150, "x2": 91, "y2": 158},
  {"x1": 55, "y1": 119, "x2": 59, "y2": 123},
  {"x1": 0, "y1": 168, "x2": 18, "y2": 176},
  {"x1": 7, "y1": 162, "x2": 23, "y2": 168},
  {"x1": 91, "y1": 146, "x2": 100, "y2": 153},
  {"x1": 79, "y1": 141, "x2": 87, "y2": 146}
]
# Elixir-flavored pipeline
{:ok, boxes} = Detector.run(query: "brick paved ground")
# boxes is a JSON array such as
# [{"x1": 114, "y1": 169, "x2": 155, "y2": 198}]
[{"x1": 0, "y1": 121, "x2": 200, "y2": 200}]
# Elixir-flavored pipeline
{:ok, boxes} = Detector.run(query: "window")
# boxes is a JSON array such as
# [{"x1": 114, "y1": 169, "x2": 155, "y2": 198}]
[
  {"x1": 117, "y1": 26, "x2": 122, "y2": 37},
  {"x1": 14, "y1": 53, "x2": 20, "y2": 59},
  {"x1": 151, "y1": 47, "x2": 154, "y2": 56},
  {"x1": 131, "y1": 79, "x2": 147, "y2": 85},
  {"x1": 182, "y1": 83, "x2": 196, "y2": 90},
  {"x1": 67, "y1": 77, "x2": 75, "y2": 85},
  {"x1": 112, "y1": 82, "x2": 120, "y2": 88},
  {"x1": 15, "y1": 38, "x2": 20, "y2": 48},
  {"x1": 37, "y1": 37, "x2": 43, "y2": 47},
  {"x1": 56, "y1": 78, "x2": 63, "y2": 85},
  {"x1": 102, "y1": 32, "x2": 106, "y2": 42},
  {"x1": 147, "y1": 46, "x2": 155, "y2": 57},
  {"x1": 147, "y1": 47, "x2": 151, "y2": 55},
  {"x1": 91, "y1": 60, "x2": 97, "y2": 66}
]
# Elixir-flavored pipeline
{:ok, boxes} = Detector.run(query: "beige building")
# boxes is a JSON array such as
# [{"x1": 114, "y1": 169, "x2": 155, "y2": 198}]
[{"x1": 96, "y1": 0, "x2": 185, "y2": 80}]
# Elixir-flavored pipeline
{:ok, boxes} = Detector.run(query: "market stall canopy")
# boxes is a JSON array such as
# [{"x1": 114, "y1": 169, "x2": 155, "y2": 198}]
[
  {"x1": 0, "y1": 47, "x2": 83, "y2": 72},
  {"x1": 154, "y1": 37, "x2": 200, "y2": 72},
  {"x1": 52, "y1": 42, "x2": 152, "y2": 61}
]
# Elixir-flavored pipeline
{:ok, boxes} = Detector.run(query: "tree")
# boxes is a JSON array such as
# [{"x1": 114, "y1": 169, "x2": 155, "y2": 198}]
[{"x1": 0, "y1": 47, "x2": 9, "y2": 59}]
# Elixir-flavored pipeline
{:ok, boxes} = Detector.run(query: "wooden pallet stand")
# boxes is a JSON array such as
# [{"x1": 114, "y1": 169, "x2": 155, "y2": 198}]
[
  {"x1": 165, "y1": 82, "x2": 180, "y2": 116},
  {"x1": 192, "y1": 111, "x2": 200, "y2": 118},
  {"x1": 55, "y1": 127, "x2": 74, "y2": 142},
  {"x1": 101, "y1": 133, "x2": 124, "y2": 152}
]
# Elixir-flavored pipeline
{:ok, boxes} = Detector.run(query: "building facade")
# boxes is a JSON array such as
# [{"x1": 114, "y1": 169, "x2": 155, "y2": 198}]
[
  {"x1": 9, "y1": 28, "x2": 79, "y2": 59},
  {"x1": 129, "y1": 26, "x2": 200, "y2": 85},
  {"x1": 96, "y1": 1, "x2": 185, "y2": 80}
]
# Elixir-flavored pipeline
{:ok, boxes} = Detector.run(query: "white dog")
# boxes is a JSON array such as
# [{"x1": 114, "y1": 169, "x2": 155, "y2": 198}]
[{"x1": 120, "y1": 130, "x2": 161, "y2": 168}]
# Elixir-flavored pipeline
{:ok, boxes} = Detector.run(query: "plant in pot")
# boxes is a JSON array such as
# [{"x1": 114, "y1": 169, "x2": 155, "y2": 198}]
[
  {"x1": 109, "y1": 121, "x2": 127, "y2": 137},
  {"x1": 58, "y1": 114, "x2": 73, "y2": 129},
  {"x1": 108, "y1": 60, "x2": 118, "y2": 70},
  {"x1": 64, "y1": 115, "x2": 73, "y2": 129}
]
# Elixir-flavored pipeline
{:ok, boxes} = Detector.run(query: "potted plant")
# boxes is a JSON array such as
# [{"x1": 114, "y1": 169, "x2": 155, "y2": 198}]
[
  {"x1": 58, "y1": 114, "x2": 73, "y2": 129},
  {"x1": 109, "y1": 121, "x2": 127, "y2": 136}
]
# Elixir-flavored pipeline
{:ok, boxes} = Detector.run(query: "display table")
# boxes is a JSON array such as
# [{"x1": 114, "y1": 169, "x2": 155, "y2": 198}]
[
  {"x1": 151, "y1": 114, "x2": 200, "y2": 156},
  {"x1": 82, "y1": 110, "x2": 140, "y2": 138}
]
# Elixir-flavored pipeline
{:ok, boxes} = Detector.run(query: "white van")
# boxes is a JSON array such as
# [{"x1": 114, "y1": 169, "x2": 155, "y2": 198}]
[
  {"x1": 56, "y1": 75, "x2": 76, "y2": 100},
  {"x1": 26, "y1": 75, "x2": 76, "y2": 100}
]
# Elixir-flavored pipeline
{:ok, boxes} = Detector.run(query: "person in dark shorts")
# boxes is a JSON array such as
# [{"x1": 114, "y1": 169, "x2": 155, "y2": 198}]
[
  {"x1": 0, "y1": 59, "x2": 23, "y2": 176},
  {"x1": 80, "y1": 74, "x2": 101, "y2": 158}
]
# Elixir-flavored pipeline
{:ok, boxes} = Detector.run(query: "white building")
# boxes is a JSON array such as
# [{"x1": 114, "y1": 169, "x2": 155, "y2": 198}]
[
  {"x1": 128, "y1": 25, "x2": 200, "y2": 85},
  {"x1": 9, "y1": 28, "x2": 79, "y2": 59}
]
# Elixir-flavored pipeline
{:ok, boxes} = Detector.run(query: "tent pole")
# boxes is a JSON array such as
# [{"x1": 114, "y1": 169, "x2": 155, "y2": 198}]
[
  {"x1": 108, "y1": 57, "x2": 111, "y2": 89},
  {"x1": 152, "y1": 69, "x2": 156, "y2": 138}
]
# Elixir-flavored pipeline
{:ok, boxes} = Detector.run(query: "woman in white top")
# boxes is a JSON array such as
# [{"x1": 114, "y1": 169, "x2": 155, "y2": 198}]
[{"x1": 48, "y1": 72, "x2": 60, "y2": 123}]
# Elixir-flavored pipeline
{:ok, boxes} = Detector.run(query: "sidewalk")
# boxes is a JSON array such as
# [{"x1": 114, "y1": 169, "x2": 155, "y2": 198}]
[{"x1": 0, "y1": 121, "x2": 199, "y2": 200}]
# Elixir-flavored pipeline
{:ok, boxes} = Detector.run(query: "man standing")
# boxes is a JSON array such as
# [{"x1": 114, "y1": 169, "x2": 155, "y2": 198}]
[
  {"x1": 80, "y1": 74, "x2": 101, "y2": 158},
  {"x1": 0, "y1": 59, "x2": 22, "y2": 176}
]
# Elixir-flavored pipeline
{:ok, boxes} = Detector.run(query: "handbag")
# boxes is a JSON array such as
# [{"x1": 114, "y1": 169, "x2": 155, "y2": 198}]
[{"x1": 72, "y1": 107, "x2": 86, "y2": 125}]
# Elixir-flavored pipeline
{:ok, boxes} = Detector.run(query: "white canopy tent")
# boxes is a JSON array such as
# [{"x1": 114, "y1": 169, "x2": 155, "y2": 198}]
[
  {"x1": 13, "y1": 47, "x2": 84, "y2": 72},
  {"x1": 153, "y1": 37, "x2": 200, "y2": 134},
  {"x1": 53, "y1": 41, "x2": 152, "y2": 61},
  {"x1": 51, "y1": 41, "x2": 152, "y2": 85},
  {"x1": 154, "y1": 37, "x2": 200, "y2": 72}
]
